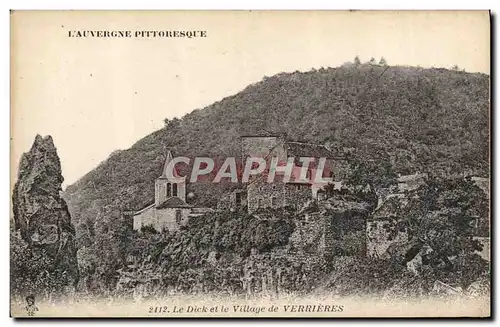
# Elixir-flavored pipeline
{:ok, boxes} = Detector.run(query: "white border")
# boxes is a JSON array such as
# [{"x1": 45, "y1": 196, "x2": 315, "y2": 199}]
[{"x1": 2, "y1": 1, "x2": 497, "y2": 326}]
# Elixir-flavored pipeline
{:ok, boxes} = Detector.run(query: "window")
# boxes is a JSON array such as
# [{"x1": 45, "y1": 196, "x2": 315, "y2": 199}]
[
  {"x1": 235, "y1": 192, "x2": 241, "y2": 207},
  {"x1": 175, "y1": 210, "x2": 182, "y2": 225},
  {"x1": 172, "y1": 183, "x2": 178, "y2": 197},
  {"x1": 271, "y1": 196, "x2": 277, "y2": 207},
  {"x1": 257, "y1": 198, "x2": 263, "y2": 208},
  {"x1": 272, "y1": 184, "x2": 276, "y2": 191},
  {"x1": 167, "y1": 183, "x2": 172, "y2": 197}
]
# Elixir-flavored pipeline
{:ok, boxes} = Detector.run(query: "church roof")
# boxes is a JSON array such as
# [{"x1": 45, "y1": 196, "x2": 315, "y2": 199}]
[
  {"x1": 158, "y1": 150, "x2": 181, "y2": 179},
  {"x1": 156, "y1": 196, "x2": 192, "y2": 209}
]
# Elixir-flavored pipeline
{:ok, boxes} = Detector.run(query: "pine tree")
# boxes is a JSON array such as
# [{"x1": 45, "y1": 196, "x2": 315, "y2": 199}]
[
  {"x1": 354, "y1": 56, "x2": 361, "y2": 65},
  {"x1": 379, "y1": 57, "x2": 387, "y2": 66}
]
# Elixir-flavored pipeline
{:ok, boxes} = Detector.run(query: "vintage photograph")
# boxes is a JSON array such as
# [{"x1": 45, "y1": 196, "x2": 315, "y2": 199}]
[{"x1": 10, "y1": 10, "x2": 490, "y2": 317}]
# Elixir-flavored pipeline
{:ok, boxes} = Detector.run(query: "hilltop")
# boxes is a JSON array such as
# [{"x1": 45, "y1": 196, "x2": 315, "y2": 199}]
[{"x1": 63, "y1": 64, "x2": 490, "y2": 240}]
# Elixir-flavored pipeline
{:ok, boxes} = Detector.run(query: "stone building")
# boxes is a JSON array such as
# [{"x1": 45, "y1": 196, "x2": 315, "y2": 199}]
[
  {"x1": 367, "y1": 173, "x2": 430, "y2": 257},
  {"x1": 217, "y1": 188, "x2": 247, "y2": 212},
  {"x1": 375, "y1": 173, "x2": 428, "y2": 208},
  {"x1": 287, "y1": 211, "x2": 332, "y2": 255},
  {"x1": 239, "y1": 135, "x2": 348, "y2": 213},
  {"x1": 131, "y1": 151, "x2": 192, "y2": 232},
  {"x1": 366, "y1": 194, "x2": 408, "y2": 258},
  {"x1": 247, "y1": 181, "x2": 312, "y2": 213}
]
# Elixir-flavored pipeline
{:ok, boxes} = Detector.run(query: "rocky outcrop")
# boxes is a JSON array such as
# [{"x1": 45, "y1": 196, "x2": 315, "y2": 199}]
[{"x1": 12, "y1": 135, "x2": 79, "y2": 286}]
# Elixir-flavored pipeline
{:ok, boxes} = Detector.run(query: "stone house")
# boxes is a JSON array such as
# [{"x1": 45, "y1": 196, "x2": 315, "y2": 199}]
[
  {"x1": 217, "y1": 188, "x2": 248, "y2": 212},
  {"x1": 375, "y1": 173, "x2": 427, "y2": 208},
  {"x1": 367, "y1": 173, "x2": 429, "y2": 257},
  {"x1": 239, "y1": 135, "x2": 348, "y2": 213},
  {"x1": 366, "y1": 194, "x2": 408, "y2": 258}
]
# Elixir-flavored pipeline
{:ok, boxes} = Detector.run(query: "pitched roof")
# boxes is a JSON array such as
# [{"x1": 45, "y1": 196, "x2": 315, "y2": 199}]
[
  {"x1": 132, "y1": 202, "x2": 155, "y2": 216},
  {"x1": 286, "y1": 141, "x2": 340, "y2": 159},
  {"x1": 156, "y1": 196, "x2": 192, "y2": 209},
  {"x1": 158, "y1": 150, "x2": 181, "y2": 179}
]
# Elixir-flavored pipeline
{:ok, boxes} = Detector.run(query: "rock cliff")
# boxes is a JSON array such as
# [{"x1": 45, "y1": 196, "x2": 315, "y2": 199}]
[{"x1": 12, "y1": 135, "x2": 79, "y2": 286}]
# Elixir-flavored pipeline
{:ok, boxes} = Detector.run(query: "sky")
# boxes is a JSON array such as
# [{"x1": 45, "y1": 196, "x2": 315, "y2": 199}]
[{"x1": 10, "y1": 10, "x2": 490, "y2": 188}]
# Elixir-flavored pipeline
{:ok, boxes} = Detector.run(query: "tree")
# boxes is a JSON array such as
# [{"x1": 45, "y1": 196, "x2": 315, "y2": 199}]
[
  {"x1": 354, "y1": 56, "x2": 361, "y2": 65},
  {"x1": 379, "y1": 57, "x2": 387, "y2": 66},
  {"x1": 164, "y1": 117, "x2": 181, "y2": 129},
  {"x1": 11, "y1": 235, "x2": 70, "y2": 300},
  {"x1": 369, "y1": 57, "x2": 376, "y2": 65},
  {"x1": 345, "y1": 146, "x2": 398, "y2": 192},
  {"x1": 393, "y1": 176, "x2": 489, "y2": 289}
]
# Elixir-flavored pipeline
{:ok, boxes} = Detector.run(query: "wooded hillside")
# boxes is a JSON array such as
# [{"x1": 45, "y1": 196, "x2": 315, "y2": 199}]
[{"x1": 63, "y1": 64, "x2": 490, "y2": 242}]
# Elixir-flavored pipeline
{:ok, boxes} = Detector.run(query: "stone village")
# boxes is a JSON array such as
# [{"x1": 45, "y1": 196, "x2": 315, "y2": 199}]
[{"x1": 128, "y1": 135, "x2": 490, "y2": 273}]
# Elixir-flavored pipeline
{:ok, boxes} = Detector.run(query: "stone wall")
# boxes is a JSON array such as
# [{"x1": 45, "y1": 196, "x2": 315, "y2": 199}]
[
  {"x1": 288, "y1": 213, "x2": 327, "y2": 254},
  {"x1": 289, "y1": 209, "x2": 368, "y2": 259},
  {"x1": 247, "y1": 182, "x2": 312, "y2": 213},
  {"x1": 284, "y1": 184, "x2": 313, "y2": 209},
  {"x1": 230, "y1": 189, "x2": 247, "y2": 210},
  {"x1": 216, "y1": 193, "x2": 231, "y2": 211},
  {"x1": 247, "y1": 182, "x2": 285, "y2": 212},
  {"x1": 133, "y1": 206, "x2": 191, "y2": 232},
  {"x1": 286, "y1": 209, "x2": 367, "y2": 258}
]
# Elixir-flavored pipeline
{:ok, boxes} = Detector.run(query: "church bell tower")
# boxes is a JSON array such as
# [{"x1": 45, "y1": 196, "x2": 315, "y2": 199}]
[{"x1": 155, "y1": 150, "x2": 186, "y2": 206}]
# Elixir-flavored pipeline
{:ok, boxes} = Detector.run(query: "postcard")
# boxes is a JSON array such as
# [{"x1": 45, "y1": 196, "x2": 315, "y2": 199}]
[{"x1": 10, "y1": 10, "x2": 490, "y2": 318}]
